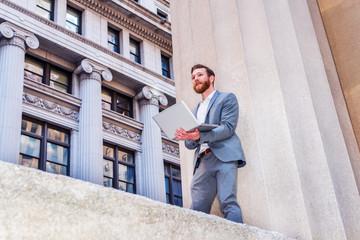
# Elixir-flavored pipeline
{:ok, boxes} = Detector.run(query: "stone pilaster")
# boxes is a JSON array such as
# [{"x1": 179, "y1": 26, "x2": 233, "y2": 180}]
[
  {"x1": 0, "y1": 22, "x2": 39, "y2": 163},
  {"x1": 74, "y1": 59, "x2": 112, "y2": 184},
  {"x1": 135, "y1": 86, "x2": 168, "y2": 202}
]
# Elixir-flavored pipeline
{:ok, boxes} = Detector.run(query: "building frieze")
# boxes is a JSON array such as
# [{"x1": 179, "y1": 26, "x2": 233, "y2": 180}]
[
  {"x1": 162, "y1": 143, "x2": 179, "y2": 156},
  {"x1": 0, "y1": 0, "x2": 175, "y2": 87},
  {"x1": 103, "y1": 121, "x2": 141, "y2": 142},
  {"x1": 22, "y1": 93, "x2": 79, "y2": 120}
]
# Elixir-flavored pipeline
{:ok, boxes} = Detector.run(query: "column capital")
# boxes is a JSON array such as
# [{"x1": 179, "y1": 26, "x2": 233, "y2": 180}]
[
  {"x1": 74, "y1": 59, "x2": 113, "y2": 82},
  {"x1": 0, "y1": 22, "x2": 39, "y2": 50},
  {"x1": 135, "y1": 86, "x2": 168, "y2": 107}
]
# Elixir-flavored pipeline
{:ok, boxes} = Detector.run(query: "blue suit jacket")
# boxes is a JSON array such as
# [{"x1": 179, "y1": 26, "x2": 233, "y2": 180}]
[{"x1": 185, "y1": 91, "x2": 246, "y2": 170}]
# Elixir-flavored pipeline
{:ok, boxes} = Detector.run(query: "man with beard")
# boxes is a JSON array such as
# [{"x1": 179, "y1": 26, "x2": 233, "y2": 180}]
[{"x1": 175, "y1": 64, "x2": 246, "y2": 223}]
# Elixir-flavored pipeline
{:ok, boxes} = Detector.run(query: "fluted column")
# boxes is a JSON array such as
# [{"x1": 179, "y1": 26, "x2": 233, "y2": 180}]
[
  {"x1": 135, "y1": 86, "x2": 168, "y2": 202},
  {"x1": 0, "y1": 22, "x2": 39, "y2": 163},
  {"x1": 75, "y1": 59, "x2": 112, "y2": 184}
]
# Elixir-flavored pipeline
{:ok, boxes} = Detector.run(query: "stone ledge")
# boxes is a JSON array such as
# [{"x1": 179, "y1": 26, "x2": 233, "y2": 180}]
[{"x1": 0, "y1": 161, "x2": 292, "y2": 240}]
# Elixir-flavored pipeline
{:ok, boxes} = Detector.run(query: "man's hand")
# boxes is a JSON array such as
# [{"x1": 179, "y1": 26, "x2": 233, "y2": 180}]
[{"x1": 175, "y1": 128, "x2": 200, "y2": 141}]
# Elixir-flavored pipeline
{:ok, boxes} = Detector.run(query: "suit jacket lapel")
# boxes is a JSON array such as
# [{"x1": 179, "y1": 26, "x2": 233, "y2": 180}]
[{"x1": 205, "y1": 91, "x2": 219, "y2": 123}]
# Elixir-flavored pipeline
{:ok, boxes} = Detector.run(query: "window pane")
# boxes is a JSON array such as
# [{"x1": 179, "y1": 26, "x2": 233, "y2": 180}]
[
  {"x1": 47, "y1": 128, "x2": 69, "y2": 144},
  {"x1": 50, "y1": 80, "x2": 68, "y2": 93},
  {"x1": 164, "y1": 165, "x2": 170, "y2": 176},
  {"x1": 103, "y1": 159, "x2": 114, "y2": 178},
  {"x1": 37, "y1": 0, "x2": 51, "y2": 10},
  {"x1": 36, "y1": 7, "x2": 51, "y2": 19},
  {"x1": 174, "y1": 196, "x2": 183, "y2": 207},
  {"x1": 104, "y1": 177, "x2": 112, "y2": 187},
  {"x1": 166, "y1": 193, "x2": 170, "y2": 204},
  {"x1": 21, "y1": 119, "x2": 42, "y2": 135},
  {"x1": 24, "y1": 57, "x2": 44, "y2": 82},
  {"x1": 46, "y1": 143, "x2": 68, "y2": 165},
  {"x1": 66, "y1": 8, "x2": 80, "y2": 25},
  {"x1": 50, "y1": 68, "x2": 68, "y2": 85},
  {"x1": 116, "y1": 96, "x2": 131, "y2": 112},
  {"x1": 46, "y1": 162, "x2": 67, "y2": 175},
  {"x1": 108, "y1": 44, "x2": 119, "y2": 53},
  {"x1": 101, "y1": 89, "x2": 112, "y2": 110},
  {"x1": 65, "y1": 22, "x2": 79, "y2": 33},
  {"x1": 165, "y1": 177, "x2": 170, "y2": 193},
  {"x1": 172, "y1": 167, "x2": 181, "y2": 179},
  {"x1": 118, "y1": 150, "x2": 134, "y2": 164},
  {"x1": 173, "y1": 179, "x2": 182, "y2": 196},
  {"x1": 118, "y1": 164, "x2": 134, "y2": 183},
  {"x1": 119, "y1": 181, "x2": 134, "y2": 193},
  {"x1": 20, "y1": 135, "x2": 41, "y2": 158},
  {"x1": 103, "y1": 145, "x2": 114, "y2": 158},
  {"x1": 19, "y1": 154, "x2": 39, "y2": 169}
]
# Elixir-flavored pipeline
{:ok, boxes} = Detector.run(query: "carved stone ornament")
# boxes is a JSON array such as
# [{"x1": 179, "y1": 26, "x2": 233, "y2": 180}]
[
  {"x1": 102, "y1": 121, "x2": 141, "y2": 142},
  {"x1": 0, "y1": 22, "x2": 39, "y2": 50},
  {"x1": 135, "y1": 86, "x2": 168, "y2": 107},
  {"x1": 23, "y1": 93, "x2": 79, "y2": 120},
  {"x1": 162, "y1": 143, "x2": 179, "y2": 156},
  {"x1": 75, "y1": 59, "x2": 113, "y2": 82}
]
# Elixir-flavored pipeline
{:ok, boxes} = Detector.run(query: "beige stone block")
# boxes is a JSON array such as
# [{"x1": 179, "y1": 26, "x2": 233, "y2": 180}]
[{"x1": 0, "y1": 161, "x2": 293, "y2": 240}]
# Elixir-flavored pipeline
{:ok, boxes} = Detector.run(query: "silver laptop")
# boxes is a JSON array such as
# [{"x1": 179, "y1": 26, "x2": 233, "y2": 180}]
[{"x1": 153, "y1": 100, "x2": 218, "y2": 139}]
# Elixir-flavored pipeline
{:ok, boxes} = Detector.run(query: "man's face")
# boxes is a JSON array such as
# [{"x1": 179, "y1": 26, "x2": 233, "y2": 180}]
[{"x1": 192, "y1": 68, "x2": 211, "y2": 94}]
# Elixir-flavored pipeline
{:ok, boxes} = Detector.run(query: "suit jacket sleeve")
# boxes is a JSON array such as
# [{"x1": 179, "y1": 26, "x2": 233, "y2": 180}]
[{"x1": 199, "y1": 93, "x2": 239, "y2": 144}]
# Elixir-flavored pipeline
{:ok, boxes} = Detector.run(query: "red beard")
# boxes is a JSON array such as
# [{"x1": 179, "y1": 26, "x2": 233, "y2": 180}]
[{"x1": 193, "y1": 78, "x2": 210, "y2": 94}]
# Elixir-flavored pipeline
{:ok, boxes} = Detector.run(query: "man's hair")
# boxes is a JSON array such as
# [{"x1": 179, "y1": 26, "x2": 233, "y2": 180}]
[{"x1": 191, "y1": 64, "x2": 215, "y2": 78}]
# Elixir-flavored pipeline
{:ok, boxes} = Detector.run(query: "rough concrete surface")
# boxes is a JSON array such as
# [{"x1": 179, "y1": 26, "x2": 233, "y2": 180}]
[{"x1": 0, "y1": 161, "x2": 293, "y2": 240}]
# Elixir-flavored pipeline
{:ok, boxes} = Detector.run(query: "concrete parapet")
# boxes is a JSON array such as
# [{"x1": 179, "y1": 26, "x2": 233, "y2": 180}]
[{"x1": 0, "y1": 161, "x2": 292, "y2": 240}]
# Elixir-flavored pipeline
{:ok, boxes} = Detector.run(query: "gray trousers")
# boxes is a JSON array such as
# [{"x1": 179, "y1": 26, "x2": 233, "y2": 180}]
[{"x1": 191, "y1": 152, "x2": 243, "y2": 223}]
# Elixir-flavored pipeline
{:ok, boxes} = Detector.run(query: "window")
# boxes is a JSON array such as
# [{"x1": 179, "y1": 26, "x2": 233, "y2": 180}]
[
  {"x1": 103, "y1": 144, "x2": 135, "y2": 193},
  {"x1": 101, "y1": 87, "x2": 133, "y2": 117},
  {"x1": 161, "y1": 54, "x2": 171, "y2": 78},
  {"x1": 19, "y1": 117, "x2": 70, "y2": 176},
  {"x1": 24, "y1": 55, "x2": 71, "y2": 94},
  {"x1": 66, "y1": 6, "x2": 82, "y2": 34},
  {"x1": 108, "y1": 27, "x2": 120, "y2": 53},
  {"x1": 164, "y1": 162, "x2": 182, "y2": 207},
  {"x1": 130, "y1": 38, "x2": 141, "y2": 64},
  {"x1": 157, "y1": 9, "x2": 168, "y2": 21},
  {"x1": 36, "y1": 0, "x2": 54, "y2": 20}
]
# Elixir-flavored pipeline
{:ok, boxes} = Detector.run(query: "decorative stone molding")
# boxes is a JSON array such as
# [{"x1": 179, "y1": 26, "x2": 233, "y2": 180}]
[
  {"x1": 162, "y1": 143, "x2": 179, "y2": 156},
  {"x1": 22, "y1": 93, "x2": 79, "y2": 120},
  {"x1": 0, "y1": 22, "x2": 39, "y2": 50},
  {"x1": 0, "y1": 0, "x2": 174, "y2": 86},
  {"x1": 102, "y1": 121, "x2": 141, "y2": 142},
  {"x1": 75, "y1": 59, "x2": 113, "y2": 82},
  {"x1": 135, "y1": 86, "x2": 168, "y2": 107}
]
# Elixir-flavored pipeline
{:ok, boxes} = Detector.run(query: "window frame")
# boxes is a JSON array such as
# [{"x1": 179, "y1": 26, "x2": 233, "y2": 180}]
[
  {"x1": 66, "y1": 5, "x2": 82, "y2": 35},
  {"x1": 36, "y1": 0, "x2": 55, "y2": 21},
  {"x1": 20, "y1": 116, "x2": 71, "y2": 176},
  {"x1": 161, "y1": 54, "x2": 171, "y2": 78},
  {"x1": 24, "y1": 55, "x2": 72, "y2": 94},
  {"x1": 129, "y1": 38, "x2": 141, "y2": 64},
  {"x1": 101, "y1": 87, "x2": 133, "y2": 118},
  {"x1": 107, "y1": 27, "x2": 120, "y2": 54},
  {"x1": 103, "y1": 143, "x2": 136, "y2": 193},
  {"x1": 164, "y1": 161, "x2": 182, "y2": 207}
]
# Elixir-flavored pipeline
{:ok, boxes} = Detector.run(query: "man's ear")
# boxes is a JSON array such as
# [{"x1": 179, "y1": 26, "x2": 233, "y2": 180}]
[{"x1": 209, "y1": 75, "x2": 215, "y2": 84}]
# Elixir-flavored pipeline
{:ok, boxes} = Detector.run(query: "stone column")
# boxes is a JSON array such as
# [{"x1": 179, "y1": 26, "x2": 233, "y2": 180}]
[
  {"x1": 74, "y1": 59, "x2": 112, "y2": 185},
  {"x1": 0, "y1": 22, "x2": 39, "y2": 163},
  {"x1": 135, "y1": 86, "x2": 168, "y2": 202}
]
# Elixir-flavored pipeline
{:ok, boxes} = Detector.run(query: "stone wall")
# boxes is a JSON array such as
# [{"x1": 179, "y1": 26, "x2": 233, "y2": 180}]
[{"x1": 0, "y1": 161, "x2": 292, "y2": 240}]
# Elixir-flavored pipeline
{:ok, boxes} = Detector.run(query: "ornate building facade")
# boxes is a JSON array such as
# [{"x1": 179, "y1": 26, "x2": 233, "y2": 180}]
[{"x1": 0, "y1": 0, "x2": 182, "y2": 206}]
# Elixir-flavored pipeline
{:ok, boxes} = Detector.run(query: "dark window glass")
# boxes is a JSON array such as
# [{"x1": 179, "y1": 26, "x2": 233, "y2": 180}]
[
  {"x1": 66, "y1": 6, "x2": 82, "y2": 34},
  {"x1": 161, "y1": 54, "x2": 170, "y2": 78},
  {"x1": 164, "y1": 162, "x2": 182, "y2": 207},
  {"x1": 103, "y1": 144, "x2": 135, "y2": 193},
  {"x1": 19, "y1": 117, "x2": 70, "y2": 176},
  {"x1": 157, "y1": 10, "x2": 167, "y2": 20},
  {"x1": 108, "y1": 27, "x2": 120, "y2": 53},
  {"x1": 130, "y1": 39, "x2": 141, "y2": 64},
  {"x1": 101, "y1": 87, "x2": 133, "y2": 117},
  {"x1": 36, "y1": 0, "x2": 54, "y2": 21},
  {"x1": 24, "y1": 55, "x2": 71, "y2": 94}
]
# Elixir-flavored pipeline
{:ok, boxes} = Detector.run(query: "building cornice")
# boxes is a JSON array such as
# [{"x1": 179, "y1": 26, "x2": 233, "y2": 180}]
[
  {"x1": 0, "y1": 0, "x2": 175, "y2": 86},
  {"x1": 74, "y1": 0, "x2": 172, "y2": 51}
]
